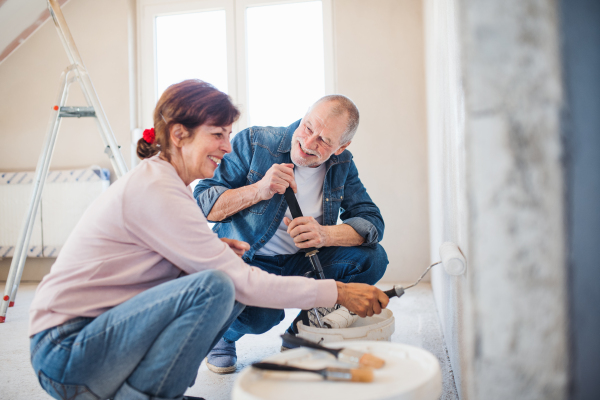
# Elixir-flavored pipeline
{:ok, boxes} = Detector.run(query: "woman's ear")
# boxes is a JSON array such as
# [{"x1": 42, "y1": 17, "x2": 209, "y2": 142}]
[{"x1": 169, "y1": 124, "x2": 187, "y2": 148}]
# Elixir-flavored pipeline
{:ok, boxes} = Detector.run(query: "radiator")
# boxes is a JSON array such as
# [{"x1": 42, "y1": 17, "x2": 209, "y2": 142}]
[{"x1": 0, "y1": 167, "x2": 110, "y2": 258}]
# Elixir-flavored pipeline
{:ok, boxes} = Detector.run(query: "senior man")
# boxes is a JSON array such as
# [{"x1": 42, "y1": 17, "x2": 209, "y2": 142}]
[{"x1": 194, "y1": 95, "x2": 388, "y2": 373}]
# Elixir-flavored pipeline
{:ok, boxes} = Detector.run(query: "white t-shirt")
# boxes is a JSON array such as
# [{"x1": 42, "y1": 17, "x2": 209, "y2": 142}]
[{"x1": 256, "y1": 163, "x2": 327, "y2": 256}]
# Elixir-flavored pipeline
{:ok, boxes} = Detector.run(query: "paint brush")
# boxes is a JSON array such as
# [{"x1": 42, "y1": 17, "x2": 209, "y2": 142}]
[
  {"x1": 280, "y1": 334, "x2": 385, "y2": 369},
  {"x1": 251, "y1": 362, "x2": 374, "y2": 383}
]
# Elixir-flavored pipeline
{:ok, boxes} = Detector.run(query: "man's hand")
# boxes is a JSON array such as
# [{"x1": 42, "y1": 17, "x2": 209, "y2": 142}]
[
  {"x1": 220, "y1": 238, "x2": 250, "y2": 258},
  {"x1": 335, "y1": 282, "x2": 389, "y2": 318},
  {"x1": 284, "y1": 216, "x2": 329, "y2": 248},
  {"x1": 255, "y1": 163, "x2": 297, "y2": 201}
]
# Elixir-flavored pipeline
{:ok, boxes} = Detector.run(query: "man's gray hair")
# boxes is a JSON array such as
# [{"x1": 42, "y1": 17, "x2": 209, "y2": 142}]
[{"x1": 312, "y1": 94, "x2": 360, "y2": 145}]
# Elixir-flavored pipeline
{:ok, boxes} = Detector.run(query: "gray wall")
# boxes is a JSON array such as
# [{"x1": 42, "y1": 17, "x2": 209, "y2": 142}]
[
  {"x1": 426, "y1": 0, "x2": 570, "y2": 398},
  {"x1": 560, "y1": 0, "x2": 600, "y2": 398}
]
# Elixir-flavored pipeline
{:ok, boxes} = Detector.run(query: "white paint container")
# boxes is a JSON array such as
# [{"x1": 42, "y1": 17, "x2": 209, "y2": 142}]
[
  {"x1": 297, "y1": 308, "x2": 395, "y2": 344},
  {"x1": 232, "y1": 341, "x2": 442, "y2": 400}
]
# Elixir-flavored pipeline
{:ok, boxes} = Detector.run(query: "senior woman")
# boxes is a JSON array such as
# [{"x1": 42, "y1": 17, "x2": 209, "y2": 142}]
[{"x1": 29, "y1": 80, "x2": 388, "y2": 400}]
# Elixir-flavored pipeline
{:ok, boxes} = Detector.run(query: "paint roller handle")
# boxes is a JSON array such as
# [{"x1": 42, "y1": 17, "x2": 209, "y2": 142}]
[
  {"x1": 284, "y1": 187, "x2": 318, "y2": 253},
  {"x1": 383, "y1": 286, "x2": 405, "y2": 298}
]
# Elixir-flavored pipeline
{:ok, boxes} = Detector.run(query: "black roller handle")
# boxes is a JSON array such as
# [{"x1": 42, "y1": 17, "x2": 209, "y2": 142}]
[
  {"x1": 383, "y1": 286, "x2": 405, "y2": 299},
  {"x1": 283, "y1": 187, "x2": 318, "y2": 254}
]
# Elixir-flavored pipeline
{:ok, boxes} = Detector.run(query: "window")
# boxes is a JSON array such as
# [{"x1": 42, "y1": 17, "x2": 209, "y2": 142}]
[
  {"x1": 245, "y1": 1, "x2": 326, "y2": 127},
  {"x1": 138, "y1": 0, "x2": 334, "y2": 136},
  {"x1": 155, "y1": 10, "x2": 229, "y2": 96}
]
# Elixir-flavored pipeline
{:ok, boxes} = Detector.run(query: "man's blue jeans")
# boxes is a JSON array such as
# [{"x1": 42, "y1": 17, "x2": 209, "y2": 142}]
[
  {"x1": 223, "y1": 244, "x2": 388, "y2": 343},
  {"x1": 30, "y1": 270, "x2": 245, "y2": 400}
]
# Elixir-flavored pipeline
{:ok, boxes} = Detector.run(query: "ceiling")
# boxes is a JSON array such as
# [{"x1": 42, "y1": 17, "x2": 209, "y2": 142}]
[{"x1": 0, "y1": 0, "x2": 70, "y2": 65}]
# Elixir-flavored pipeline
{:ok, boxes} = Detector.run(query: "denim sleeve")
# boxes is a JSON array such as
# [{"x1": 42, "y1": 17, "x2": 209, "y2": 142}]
[
  {"x1": 193, "y1": 129, "x2": 253, "y2": 222},
  {"x1": 339, "y1": 160, "x2": 385, "y2": 247}
]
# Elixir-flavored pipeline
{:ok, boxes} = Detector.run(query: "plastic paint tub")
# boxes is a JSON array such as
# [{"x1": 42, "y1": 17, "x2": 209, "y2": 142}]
[
  {"x1": 232, "y1": 340, "x2": 442, "y2": 400},
  {"x1": 297, "y1": 308, "x2": 395, "y2": 344}
]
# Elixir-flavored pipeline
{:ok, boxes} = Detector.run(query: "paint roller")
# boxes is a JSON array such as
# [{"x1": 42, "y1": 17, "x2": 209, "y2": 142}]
[
  {"x1": 385, "y1": 241, "x2": 466, "y2": 299},
  {"x1": 319, "y1": 242, "x2": 467, "y2": 329}
]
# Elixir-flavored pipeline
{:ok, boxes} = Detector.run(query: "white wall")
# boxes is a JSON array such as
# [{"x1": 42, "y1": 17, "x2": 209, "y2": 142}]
[
  {"x1": 0, "y1": 0, "x2": 135, "y2": 278},
  {"x1": 0, "y1": 0, "x2": 430, "y2": 284},
  {"x1": 334, "y1": 0, "x2": 430, "y2": 283},
  {"x1": 424, "y1": 0, "x2": 469, "y2": 396}
]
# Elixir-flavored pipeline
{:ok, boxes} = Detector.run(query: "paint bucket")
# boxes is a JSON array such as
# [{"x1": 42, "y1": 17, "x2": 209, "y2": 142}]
[
  {"x1": 296, "y1": 308, "x2": 395, "y2": 344},
  {"x1": 232, "y1": 340, "x2": 442, "y2": 400}
]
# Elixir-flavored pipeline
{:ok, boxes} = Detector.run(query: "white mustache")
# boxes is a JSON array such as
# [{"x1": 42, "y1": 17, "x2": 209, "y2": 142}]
[{"x1": 297, "y1": 138, "x2": 319, "y2": 156}]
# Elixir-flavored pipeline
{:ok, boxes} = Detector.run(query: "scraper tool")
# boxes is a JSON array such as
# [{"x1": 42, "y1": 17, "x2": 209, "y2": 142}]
[
  {"x1": 251, "y1": 362, "x2": 374, "y2": 382},
  {"x1": 283, "y1": 187, "x2": 327, "y2": 328},
  {"x1": 280, "y1": 333, "x2": 385, "y2": 368}
]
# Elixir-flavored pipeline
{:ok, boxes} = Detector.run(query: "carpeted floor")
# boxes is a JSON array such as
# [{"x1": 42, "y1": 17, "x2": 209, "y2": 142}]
[{"x1": 0, "y1": 282, "x2": 458, "y2": 400}]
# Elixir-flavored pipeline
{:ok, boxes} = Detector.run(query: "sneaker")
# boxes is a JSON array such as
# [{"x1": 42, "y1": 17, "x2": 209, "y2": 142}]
[
  {"x1": 206, "y1": 338, "x2": 237, "y2": 374},
  {"x1": 281, "y1": 311, "x2": 307, "y2": 351},
  {"x1": 281, "y1": 326, "x2": 299, "y2": 352}
]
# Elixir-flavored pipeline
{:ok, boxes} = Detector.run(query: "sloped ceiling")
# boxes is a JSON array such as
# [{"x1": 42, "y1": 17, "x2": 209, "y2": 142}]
[{"x1": 0, "y1": 0, "x2": 70, "y2": 65}]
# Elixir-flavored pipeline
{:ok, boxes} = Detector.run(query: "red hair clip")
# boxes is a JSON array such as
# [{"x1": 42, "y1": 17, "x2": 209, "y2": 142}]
[{"x1": 143, "y1": 128, "x2": 155, "y2": 144}]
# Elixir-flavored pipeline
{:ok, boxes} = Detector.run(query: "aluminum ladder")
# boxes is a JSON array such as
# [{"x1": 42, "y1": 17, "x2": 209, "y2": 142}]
[{"x1": 0, "y1": 0, "x2": 128, "y2": 322}]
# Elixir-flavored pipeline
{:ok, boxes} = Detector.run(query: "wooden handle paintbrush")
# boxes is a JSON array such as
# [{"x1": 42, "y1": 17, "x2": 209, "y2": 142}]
[
  {"x1": 280, "y1": 334, "x2": 385, "y2": 369},
  {"x1": 251, "y1": 362, "x2": 373, "y2": 382}
]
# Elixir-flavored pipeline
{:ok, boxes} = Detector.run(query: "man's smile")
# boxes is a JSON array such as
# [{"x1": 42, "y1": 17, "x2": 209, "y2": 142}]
[{"x1": 297, "y1": 141, "x2": 318, "y2": 157}]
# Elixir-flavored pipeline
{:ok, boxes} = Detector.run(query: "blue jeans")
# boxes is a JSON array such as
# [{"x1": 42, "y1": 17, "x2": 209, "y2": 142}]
[
  {"x1": 30, "y1": 270, "x2": 245, "y2": 400},
  {"x1": 223, "y1": 244, "x2": 388, "y2": 342}
]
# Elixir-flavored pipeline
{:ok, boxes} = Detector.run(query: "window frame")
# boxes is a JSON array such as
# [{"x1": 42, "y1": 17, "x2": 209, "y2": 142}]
[
  {"x1": 137, "y1": 0, "x2": 334, "y2": 134},
  {"x1": 138, "y1": 0, "x2": 237, "y2": 131}
]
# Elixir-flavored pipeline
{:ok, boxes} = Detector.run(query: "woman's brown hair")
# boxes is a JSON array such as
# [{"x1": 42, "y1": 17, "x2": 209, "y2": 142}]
[{"x1": 137, "y1": 80, "x2": 240, "y2": 160}]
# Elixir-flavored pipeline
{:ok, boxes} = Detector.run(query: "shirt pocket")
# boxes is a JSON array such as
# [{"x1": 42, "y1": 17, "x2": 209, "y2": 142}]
[
  {"x1": 329, "y1": 187, "x2": 345, "y2": 204},
  {"x1": 245, "y1": 170, "x2": 272, "y2": 215},
  {"x1": 327, "y1": 187, "x2": 345, "y2": 224}
]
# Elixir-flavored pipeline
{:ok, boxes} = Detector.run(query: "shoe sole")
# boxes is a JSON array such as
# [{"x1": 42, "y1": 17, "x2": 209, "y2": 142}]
[{"x1": 204, "y1": 357, "x2": 237, "y2": 374}]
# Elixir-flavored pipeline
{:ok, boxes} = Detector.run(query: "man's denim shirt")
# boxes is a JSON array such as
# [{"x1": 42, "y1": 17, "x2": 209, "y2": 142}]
[{"x1": 193, "y1": 120, "x2": 385, "y2": 263}]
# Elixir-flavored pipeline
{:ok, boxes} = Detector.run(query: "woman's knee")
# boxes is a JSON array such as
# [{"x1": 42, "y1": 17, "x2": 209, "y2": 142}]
[{"x1": 194, "y1": 270, "x2": 236, "y2": 310}]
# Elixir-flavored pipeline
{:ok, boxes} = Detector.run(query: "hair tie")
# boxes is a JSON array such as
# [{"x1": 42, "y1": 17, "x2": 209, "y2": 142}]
[{"x1": 143, "y1": 128, "x2": 155, "y2": 144}]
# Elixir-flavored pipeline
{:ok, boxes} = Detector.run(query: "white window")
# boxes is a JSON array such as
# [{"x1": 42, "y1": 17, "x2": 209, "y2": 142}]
[
  {"x1": 138, "y1": 0, "x2": 334, "y2": 136},
  {"x1": 155, "y1": 10, "x2": 229, "y2": 96},
  {"x1": 244, "y1": 1, "x2": 326, "y2": 127}
]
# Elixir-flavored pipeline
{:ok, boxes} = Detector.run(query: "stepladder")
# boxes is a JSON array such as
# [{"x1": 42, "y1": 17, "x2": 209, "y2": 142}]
[{"x1": 0, "y1": 0, "x2": 128, "y2": 322}]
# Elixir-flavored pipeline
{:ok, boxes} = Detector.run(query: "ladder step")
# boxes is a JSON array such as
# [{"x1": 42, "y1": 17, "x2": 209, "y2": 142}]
[{"x1": 59, "y1": 106, "x2": 96, "y2": 118}]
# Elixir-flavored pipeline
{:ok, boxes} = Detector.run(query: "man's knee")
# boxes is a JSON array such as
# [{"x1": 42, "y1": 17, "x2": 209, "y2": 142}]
[
  {"x1": 343, "y1": 244, "x2": 388, "y2": 284},
  {"x1": 372, "y1": 244, "x2": 389, "y2": 267},
  {"x1": 245, "y1": 308, "x2": 285, "y2": 335},
  {"x1": 365, "y1": 244, "x2": 388, "y2": 282}
]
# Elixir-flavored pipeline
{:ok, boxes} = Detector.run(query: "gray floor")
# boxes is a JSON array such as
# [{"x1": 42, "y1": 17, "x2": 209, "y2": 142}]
[{"x1": 0, "y1": 282, "x2": 458, "y2": 400}]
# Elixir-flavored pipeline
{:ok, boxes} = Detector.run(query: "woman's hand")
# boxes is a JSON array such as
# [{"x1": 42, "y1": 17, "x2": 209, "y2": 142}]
[
  {"x1": 335, "y1": 282, "x2": 389, "y2": 318},
  {"x1": 220, "y1": 238, "x2": 250, "y2": 257}
]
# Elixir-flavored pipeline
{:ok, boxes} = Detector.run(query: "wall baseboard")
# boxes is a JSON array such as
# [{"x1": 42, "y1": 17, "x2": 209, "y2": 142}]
[{"x1": 0, "y1": 258, "x2": 54, "y2": 282}]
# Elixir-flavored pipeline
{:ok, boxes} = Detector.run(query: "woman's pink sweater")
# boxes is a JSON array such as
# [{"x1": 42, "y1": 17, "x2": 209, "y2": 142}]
[{"x1": 29, "y1": 156, "x2": 337, "y2": 336}]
